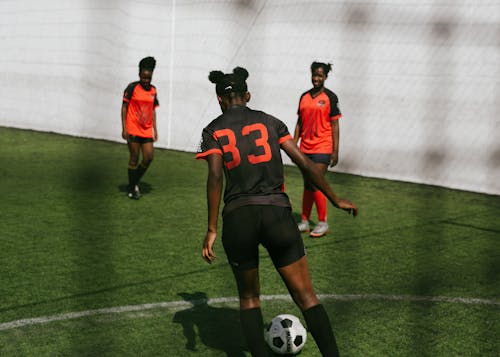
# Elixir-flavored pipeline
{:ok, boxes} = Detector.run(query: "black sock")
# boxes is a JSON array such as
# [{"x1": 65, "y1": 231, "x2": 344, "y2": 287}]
[
  {"x1": 135, "y1": 163, "x2": 148, "y2": 184},
  {"x1": 128, "y1": 168, "x2": 138, "y2": 192},
  {"x1": 240, "y1": 307, "x2": 269, "y2": 357},
  {"x1": 302, "y1": 304, "x2": 340, "y2": 357}
]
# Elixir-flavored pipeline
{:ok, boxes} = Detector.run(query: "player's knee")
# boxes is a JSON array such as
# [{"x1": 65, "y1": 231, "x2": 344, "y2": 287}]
[
  {"x1": 128, "y1": 157, "x2": 139, "y2": 167},
  {"x1": 293, "y1": 291, "x2": 319, "y2": 311},
  {"x1": 143, "y1": 156, "x2": 153, "y2": 166}
]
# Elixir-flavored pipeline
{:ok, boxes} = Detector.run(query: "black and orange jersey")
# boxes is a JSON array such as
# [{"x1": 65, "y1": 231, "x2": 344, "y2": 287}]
[
  {"x1": 196, "y1": 106, "x2": 292, "y2": 215},
  {"x1": 297, "y1": 87, "x2": 342, "y2": 154},
  {"x1": 123, "y1": 81, "x2": 159, "y2": 138}
]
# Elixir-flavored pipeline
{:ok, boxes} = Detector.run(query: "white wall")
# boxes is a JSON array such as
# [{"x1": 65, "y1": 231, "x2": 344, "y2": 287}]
[{"x1": 1, "y1": 0, "x2": 499, "y2": 195}]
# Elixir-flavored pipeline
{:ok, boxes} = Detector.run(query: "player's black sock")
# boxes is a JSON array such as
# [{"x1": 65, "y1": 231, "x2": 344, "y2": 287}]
[
  {"x1": 302, "y1": 304, "x2": 340, "y2": 357},
  {"x1": 128, "y1": 167, "x2": 138, "y2": 192},
  {"x1": 135, "y1": 163, "x2": 148, "y2": 184},
  {"x1": 240, "y1": 307, "x2": 269, "y2": 357}
]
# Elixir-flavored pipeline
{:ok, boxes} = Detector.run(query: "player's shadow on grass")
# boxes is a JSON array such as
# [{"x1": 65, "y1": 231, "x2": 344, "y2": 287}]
[
  {"x1": 173, "y1": 292, "x2": 248, "y2": 357},
  {"x1": 118, "y1": 181, "x2": 153, "y2": 195},
  {"x1": 291, "y1": 211, "x2": 317, "y2": 227}
]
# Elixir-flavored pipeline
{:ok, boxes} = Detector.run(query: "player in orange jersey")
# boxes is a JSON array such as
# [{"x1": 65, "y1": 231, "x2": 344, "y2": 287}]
[
  {"x1": 121, "y1": 57, "x2": 159, "y2": 199},
  {"x1": 294, "y1": 62, "x2": 342, "y2": 237}
]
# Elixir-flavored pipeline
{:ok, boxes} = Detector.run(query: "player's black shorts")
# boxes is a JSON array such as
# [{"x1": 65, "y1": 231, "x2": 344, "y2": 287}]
[
  {"x1": 128, "y1": 135, "x2": 154, "y2": 144},
  {"x1": 222, "y1": 205, "x2": 305, "y2": 271},
  {"x1": 305, "y1": 153, "x2": 331, "y2": 165}
]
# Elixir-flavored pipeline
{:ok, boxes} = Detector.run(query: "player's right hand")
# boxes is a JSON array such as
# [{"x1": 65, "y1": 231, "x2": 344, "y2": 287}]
[
  {"x1": 337, "y1": 199, "x2": 358, "y2": 217},
  {"x1": 202, "y1": 231, "x2": 217, "y2": 264},
  {"x1": 122, "y1": 130, "x2": 128, "y2": 140}
]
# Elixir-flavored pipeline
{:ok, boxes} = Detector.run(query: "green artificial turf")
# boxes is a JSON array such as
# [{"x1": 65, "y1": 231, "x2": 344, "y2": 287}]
[{"x1": 0, "y1": 127, "x2": 498, "y2": 356}]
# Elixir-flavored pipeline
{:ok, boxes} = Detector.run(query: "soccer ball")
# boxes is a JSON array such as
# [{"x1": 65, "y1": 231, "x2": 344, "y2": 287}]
[{"x1": 266, "y1": 314, "x2": 307, "y2": 355}]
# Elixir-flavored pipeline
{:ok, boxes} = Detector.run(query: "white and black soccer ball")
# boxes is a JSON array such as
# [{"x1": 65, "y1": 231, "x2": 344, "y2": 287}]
[{"x1": 266, "y1": 314, "x2": 307, "y2": 355}]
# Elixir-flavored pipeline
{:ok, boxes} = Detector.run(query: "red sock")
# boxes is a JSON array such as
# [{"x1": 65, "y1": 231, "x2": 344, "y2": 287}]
[
  {"x1": 313, "y1": 190, "x2": 327, "y2": 222},
  {"x1": 301, "y1": 189, "x2": 314, "y2": 221}
]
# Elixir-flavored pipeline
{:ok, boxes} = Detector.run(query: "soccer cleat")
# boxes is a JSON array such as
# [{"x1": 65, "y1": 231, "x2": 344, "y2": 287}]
[
  {"x1": 127, "y1": 191, "x2": 140, "y2": 200},
  {"x1": 127, "y1": 185, "x2": 140, "y2": 200},
  {"x1": 310, "y1": 221, "x2": 329, "y2": 238},
  {"x1": 297, "y1": 220, "x2": 310, "y2": 233}
]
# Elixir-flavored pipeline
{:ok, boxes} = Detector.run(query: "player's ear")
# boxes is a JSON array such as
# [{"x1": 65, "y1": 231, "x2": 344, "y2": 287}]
[
  {"x1": 244, "y1": 92, "x2": 251, "y2": 103},
  {"x1": 217, "y1": 95, "x2": 223, "y2": 104}
]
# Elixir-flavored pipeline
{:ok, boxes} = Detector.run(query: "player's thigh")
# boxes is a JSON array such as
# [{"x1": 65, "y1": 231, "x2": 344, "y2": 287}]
[
  {"x1": 140, "y1": 140, "x2": 154, "y2": 163},
  {"x1": 127, "y1": 140, "x2": 141, "y2": 164},
  {"x1": 222, "y1": 206, "x2": 261, "y2": 271},
  {"x1": 303, "y1": 154, "x2": 329, "y2": 188},
  {"x1": 277, "y1": 256, "x2": 319, "y2": 310}
]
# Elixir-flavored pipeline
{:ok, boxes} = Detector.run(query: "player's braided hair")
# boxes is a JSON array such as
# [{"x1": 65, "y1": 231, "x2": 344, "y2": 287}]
[
  {"x1": 139, "y1": 56, "x2": 156, "y2": 72},
  {"x1": 208, "y1": 67, "x2": 249, "y2": 96},
  {"x1": 311, "y1": 61, "x2": 332, "y2": 75}
]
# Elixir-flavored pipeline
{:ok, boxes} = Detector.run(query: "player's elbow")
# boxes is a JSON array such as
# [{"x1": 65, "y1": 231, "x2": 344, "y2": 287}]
[{"x1": 207, "y1": 170, "x2": 223, "y2": 187}]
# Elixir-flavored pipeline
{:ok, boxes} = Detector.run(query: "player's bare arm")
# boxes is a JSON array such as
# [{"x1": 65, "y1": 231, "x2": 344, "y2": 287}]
[
  {"x1": 330, "y1": 119, "x2": 339, "y2": 167},
  {"x1": 202, "y1": 153, "x2": 224, "y2": 263},
  {"x1": 121, "y1": 102, "x2": 128, "y2": 140},
  {"x1": 152, "y1": 110, "x2": 158, "y2": 142},
  {"x1": 293, "y1": 116, "x2": 302, "y2": 145},
  {"x1": 281, "y1": 139, "x2": 358, "y2": 216}
]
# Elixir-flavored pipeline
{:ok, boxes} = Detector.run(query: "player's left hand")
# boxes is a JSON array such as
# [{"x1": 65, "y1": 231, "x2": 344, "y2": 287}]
[
  {"x1": 337, "y1": 199, "x2": 358, "y2": 217},
  {"x1": 329, "y1": 152, "x2": 338, "y2": 167},
  {"x1": 202, "y1": 231, "x2": 217, "y2": 264}
]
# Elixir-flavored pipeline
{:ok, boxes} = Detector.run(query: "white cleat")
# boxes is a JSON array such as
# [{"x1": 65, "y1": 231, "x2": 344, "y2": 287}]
[
  {"x1": 310, "y1": 221, "x2": 329, "y2": 238},
  {"x1": 297, "y1": 220, "x2": 310, "y2": 233}
]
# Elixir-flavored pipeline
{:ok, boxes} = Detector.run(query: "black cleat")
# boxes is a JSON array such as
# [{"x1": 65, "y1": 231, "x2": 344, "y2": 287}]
[{"x1": 127, "y1": 185, "x2": 140, "y2": 200}]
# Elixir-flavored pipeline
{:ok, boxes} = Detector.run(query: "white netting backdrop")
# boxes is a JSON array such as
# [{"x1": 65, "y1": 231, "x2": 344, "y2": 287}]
[{"x1": 1, "y1": 0, "x2": 499, "y2": 195}]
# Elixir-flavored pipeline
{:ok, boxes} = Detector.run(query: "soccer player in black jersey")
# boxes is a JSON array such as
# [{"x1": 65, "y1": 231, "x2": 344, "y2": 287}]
[{"x1": 196, "y1": 67, "x2": 358, "y2": 357}]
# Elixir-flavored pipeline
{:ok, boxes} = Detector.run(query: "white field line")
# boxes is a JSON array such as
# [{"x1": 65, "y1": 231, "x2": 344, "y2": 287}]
[{"x1": 1, "y1": 293, "x2": 498, "y2": 331}]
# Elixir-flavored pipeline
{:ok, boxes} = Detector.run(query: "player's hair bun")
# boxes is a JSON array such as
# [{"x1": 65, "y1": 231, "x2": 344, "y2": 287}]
[
  {"x1": 208, "y1": 70, "x2": 225, "y2": 84},
  {"x1": 311, "y1": 61, "x2": 332, "y2": 75},
  {"x1": 209, "y1": 66, "x2": 249, "y2": 95},
  {"x1": 139, "y1": 56, "x2": 156, "y2": 71},
  {"x1": 232, "y1": 67, "x2": 249, "y2": 81}
]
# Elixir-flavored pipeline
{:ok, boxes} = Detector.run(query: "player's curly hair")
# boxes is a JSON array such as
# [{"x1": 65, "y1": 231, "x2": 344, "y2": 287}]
[
  {"x1": 209, "y1": 67, "x2": 249, "y2": 96},
  {"x1": 139, "y1": 56, "x2": 156, "y2": 72},
  {"x1": 311, "y1": 61, "x2": 332, "y2": 75}
]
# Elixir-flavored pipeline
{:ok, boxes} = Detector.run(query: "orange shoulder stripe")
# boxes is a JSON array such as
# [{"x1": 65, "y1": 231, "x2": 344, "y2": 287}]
[
  {"x1": 195, "y1": 148, "x2": 223, "y2": 160},
  {"x1": 279, "y1": 134, "x2": 292, "y2": 144}
]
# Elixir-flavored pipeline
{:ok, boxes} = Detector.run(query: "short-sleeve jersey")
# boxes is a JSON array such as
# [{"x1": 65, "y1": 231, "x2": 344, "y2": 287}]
[
  {"x1": 297, "y1": 87, "x2": 342, "y2": 154},
  {"x1": 196, "y1": 106, "x2": 293, "y2": 215},
  {"x1": 123, "y1": 81, "x2": 159, "y2": 138}
]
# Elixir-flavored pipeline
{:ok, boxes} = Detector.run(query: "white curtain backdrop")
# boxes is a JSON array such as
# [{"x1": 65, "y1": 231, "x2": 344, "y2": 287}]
[{"x1": 1, "y1": 0, "x2": 499, "y2": 195}]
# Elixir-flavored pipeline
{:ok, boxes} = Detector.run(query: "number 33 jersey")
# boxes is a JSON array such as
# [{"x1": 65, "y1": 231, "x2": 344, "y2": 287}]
[{"x1": 196, "y1": 106, "x2": 293, "y2": 215}]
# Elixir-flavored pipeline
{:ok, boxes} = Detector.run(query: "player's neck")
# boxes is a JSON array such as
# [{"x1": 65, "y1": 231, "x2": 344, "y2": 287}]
[{"x1": 310, "y1": 87, "x2": 324, "y2": 97}]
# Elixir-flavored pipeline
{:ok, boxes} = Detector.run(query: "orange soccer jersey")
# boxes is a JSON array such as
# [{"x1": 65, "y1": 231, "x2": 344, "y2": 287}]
[
  {"x1": 297, "y1": 88, "x2": 342, "y2": 154},
  {"x1": 123, "y1": 82, "x2": 159, "y2": 138}
]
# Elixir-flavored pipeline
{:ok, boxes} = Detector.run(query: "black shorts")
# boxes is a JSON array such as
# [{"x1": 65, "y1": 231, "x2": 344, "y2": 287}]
[
  {"x1": 305, "y1": 153, "x2": 331, "y2": 165},
  {"x1": 128, "y1": 135, "x2": 154, "y2": 144},
  {"x1": 222, "y1": 205, "x2": 305, "y2": 271}
]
